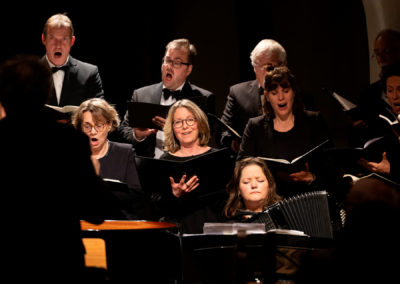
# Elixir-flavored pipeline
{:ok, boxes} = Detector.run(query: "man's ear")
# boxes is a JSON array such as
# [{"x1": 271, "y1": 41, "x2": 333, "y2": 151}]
[
  {"x1": 71, "y1": 36, "x2": 76, "y2": 47},
  {"x1": 186, "y1": 64, "x2": 193, "y2": 77}
]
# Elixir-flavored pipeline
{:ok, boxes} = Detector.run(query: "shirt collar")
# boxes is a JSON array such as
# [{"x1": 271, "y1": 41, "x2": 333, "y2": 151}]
[
  {"x1": 162, "y1": 81, "x2": 185, "y2": 92},
  {"x1": 46, "y1": 55, "x2": 70, "y2": 68}
]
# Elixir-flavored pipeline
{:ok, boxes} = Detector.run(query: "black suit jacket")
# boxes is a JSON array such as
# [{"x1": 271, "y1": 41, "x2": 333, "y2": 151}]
[
  {"x1": 119, "y1": 81, "x2": 215, "y2": 157},
  {"x1": 45, "y1": 56, "x2": 104, "y2": 106},
  {"x1": 218, "y1": 80, "x2": 262, "y2": 147},
  {"x1": 237, "y1": 110, "x2": 341, "y2": 197}
]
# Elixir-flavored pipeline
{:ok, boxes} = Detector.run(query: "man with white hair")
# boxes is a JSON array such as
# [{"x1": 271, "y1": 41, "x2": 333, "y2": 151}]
[{"x1": 218, "y1": 39, "x2": 287, "y2": 152}]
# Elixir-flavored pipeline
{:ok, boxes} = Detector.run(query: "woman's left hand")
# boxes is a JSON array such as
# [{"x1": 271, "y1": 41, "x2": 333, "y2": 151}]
[
  {"x1": 358, "y1": 152, "x2": 391, "y2": 175},
  {"x1": 170, "y1": 174, "x2": 199, "y2": 198},
  {"x1": 289, "y1": 171, "x2": 316, "y2": 184},
  {"x1": 287, "y1": 162, "x2": 316, "y2": 184}
]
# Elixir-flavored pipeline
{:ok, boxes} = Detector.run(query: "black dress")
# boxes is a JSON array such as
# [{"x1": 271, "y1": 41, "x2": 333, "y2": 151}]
[
  {"x1": 158, "y1": 148, "x2": 228, "y2": 234},
  {"x1": 99, "y1": 141, "x2": 157, "y2": 220}
]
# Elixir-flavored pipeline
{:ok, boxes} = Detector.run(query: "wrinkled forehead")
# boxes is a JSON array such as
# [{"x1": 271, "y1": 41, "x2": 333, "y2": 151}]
[{"x1": 255, "y1": 53, "x2": 282, "y2": 67}]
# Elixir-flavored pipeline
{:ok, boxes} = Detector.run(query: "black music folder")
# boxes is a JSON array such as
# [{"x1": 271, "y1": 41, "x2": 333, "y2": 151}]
[
  {"x1": 207, "y1": 113, "x2": 241, "y2": 139},
  {"x1": 127, "y1": 96, "x2": 209, "y2": 129},
  {"x1": 324, "y1": 136, "x2": 385, "y2": 163},
  {"x1": 127, "y1": 101, "x2": 170, "y2": 129},
  {"x1": 323, "y1": 88, "x2": 363, "y2": 121},
  {"x1": 258, "y1": 140, "x2": 329, "y2": 172},
  {"x1": 323, "y1": 136, "x2": 388, "y2": 177},
  {"x1": 135, "y1": 147, "x2": 234, "y2": 195},
  {"x1": 379, "y1": 113, "x2": 400, "y2": 136}
]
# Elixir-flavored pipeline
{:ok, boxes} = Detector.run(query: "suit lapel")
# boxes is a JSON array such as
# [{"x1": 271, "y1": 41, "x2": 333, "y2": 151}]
[
  {"x1": 152, "y1": 83, "x2": 164, "y2": 104},
  {"x1": 181, "y1": 81, "x2": 193, "y2": 98},
  {"x1": 249, "y1": 80, "x2": 262, "y2": 114}
]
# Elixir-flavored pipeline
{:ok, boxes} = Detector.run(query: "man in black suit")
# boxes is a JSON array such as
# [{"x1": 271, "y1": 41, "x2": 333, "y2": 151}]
[
  {"x1": 119, "y1": 38, "x2": 215, "y2": 158},
  {"x1": 217, "y1": 39, "x2": 287, "y2": 152},
  {"x1": 42, "y1": 13, "x2": 104, "y2": 107}
]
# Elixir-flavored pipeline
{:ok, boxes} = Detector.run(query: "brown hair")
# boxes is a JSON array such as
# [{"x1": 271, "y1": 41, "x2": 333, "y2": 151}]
[
  {"x1": 166, "y1": 38, "x2": 197, "y2": 65},
  {"x1": 224, "y1": 157, "x2": 281, "y2": 218},
  {"x1": 263, "y1": 66, "x2": 304, "y2": 118},
  {"x1": 71, "y1": 98, "x2": 120, "y2": 132}
]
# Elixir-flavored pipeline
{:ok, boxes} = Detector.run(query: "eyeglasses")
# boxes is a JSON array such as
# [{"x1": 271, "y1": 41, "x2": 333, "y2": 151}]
[
  {"x1": 82, "y1": 122, "x2": 107, "y2": 133},
  {"x1": 173, "y1": 118, "x2": 196, "y2": 128},
  {"x1": 162, "y1": 57, "x2": 191, "y2": 68},
  {"x1": 257, "y1": 64, "x2": 278, "y2": 72}
]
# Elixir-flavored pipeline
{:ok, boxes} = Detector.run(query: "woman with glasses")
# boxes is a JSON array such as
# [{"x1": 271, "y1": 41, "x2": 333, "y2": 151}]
[
  {"x1": 156, "y1": 99, "x2": 225, "y2": 233},
  {"x1": 118, "y1": 38, "x2": 215, "y2": 159},
  {"x1": 72, "y1": 98, "x2": 153, "y2": 219},
  {"x1": 161, "y1": 99, "x2": 217, "y2": 197}
]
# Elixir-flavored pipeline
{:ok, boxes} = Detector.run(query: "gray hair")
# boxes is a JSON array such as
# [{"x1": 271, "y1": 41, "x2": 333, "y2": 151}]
[{"x1": 250, "y1": 39, "x2": 287, "y2": 67}]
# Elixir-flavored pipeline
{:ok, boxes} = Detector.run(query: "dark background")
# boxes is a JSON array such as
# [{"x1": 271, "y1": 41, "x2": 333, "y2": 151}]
[{"x1": 1, "y1": 0, "x2": 369, "y2": 146}]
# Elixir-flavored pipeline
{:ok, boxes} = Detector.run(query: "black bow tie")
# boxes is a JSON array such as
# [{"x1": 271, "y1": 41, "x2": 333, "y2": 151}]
[
  {"x1": 163, "y1": 88, "x2": 181, "y2": 100},
  {"x1": 51, "y1": 65, "x2": 68, "y2": 73},
  {"x1": 259, "y1": 87, "x2": 265, "y2": 95}
]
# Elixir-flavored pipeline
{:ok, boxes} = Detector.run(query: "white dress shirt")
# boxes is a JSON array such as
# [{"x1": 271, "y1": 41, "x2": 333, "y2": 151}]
[{"x1": 46, "y1": 56, "x2": 69, "y2": 105}]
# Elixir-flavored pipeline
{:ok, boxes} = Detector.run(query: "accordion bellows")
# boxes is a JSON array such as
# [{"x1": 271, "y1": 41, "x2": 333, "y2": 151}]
[{"x1": 257, "y1": 191, "x2": 333, "y2": 239}]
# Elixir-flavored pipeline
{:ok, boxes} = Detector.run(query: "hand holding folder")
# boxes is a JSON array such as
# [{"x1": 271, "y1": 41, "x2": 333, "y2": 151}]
[
  {"x1": 127, "y1": 101, "x2": 170, "y2": 130},
  {"x1": 135, "y1": 147, "x2": 234, "y2": 197}
]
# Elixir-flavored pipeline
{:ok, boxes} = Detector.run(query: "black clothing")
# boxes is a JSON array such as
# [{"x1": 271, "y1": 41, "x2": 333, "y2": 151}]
[
  {"x1": 238, "y1": 111, "x2": 341, "y2": 198},
  {"x1": 157, "y1": 148, "x2": 227, "y2": 234},
  {"x1": 0, "y1": 110, "x2": 117, "y2": 280},
  {"x1": 99, "y1": 141, "x2": 157, "y2": 220},
  {"x1": 119, "y1": 81, "x2": 215, "y2": 157},
  {"x1": 44, "y1": 56, "x2": 104, "y2": 107}
]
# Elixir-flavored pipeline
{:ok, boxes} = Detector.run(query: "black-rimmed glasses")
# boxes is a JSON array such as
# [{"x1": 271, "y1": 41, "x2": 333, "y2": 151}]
[
  {"x1": 173, "y1": 118, "x2": 196, "y2": 128},
  {"x1": 162, "y1": 58, "x2": 190, "y2": 68}
]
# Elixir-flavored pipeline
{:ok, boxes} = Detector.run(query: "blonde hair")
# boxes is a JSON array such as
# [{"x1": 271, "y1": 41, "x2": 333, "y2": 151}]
[
  {"x1": 163, "y1": 99, "x2": 210, "y2": 153},
  {"x1": 43, "y1": 13, "x2": 74, "y2": 38},
  {"x1": 71, "y1": 98, "x2": 120, "y2": 132}
]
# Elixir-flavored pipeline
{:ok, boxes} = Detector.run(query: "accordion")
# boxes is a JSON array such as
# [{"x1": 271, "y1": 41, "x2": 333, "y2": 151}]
[{"x1": 251, "y1": 191, "x2": 333, "y2": 239}]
